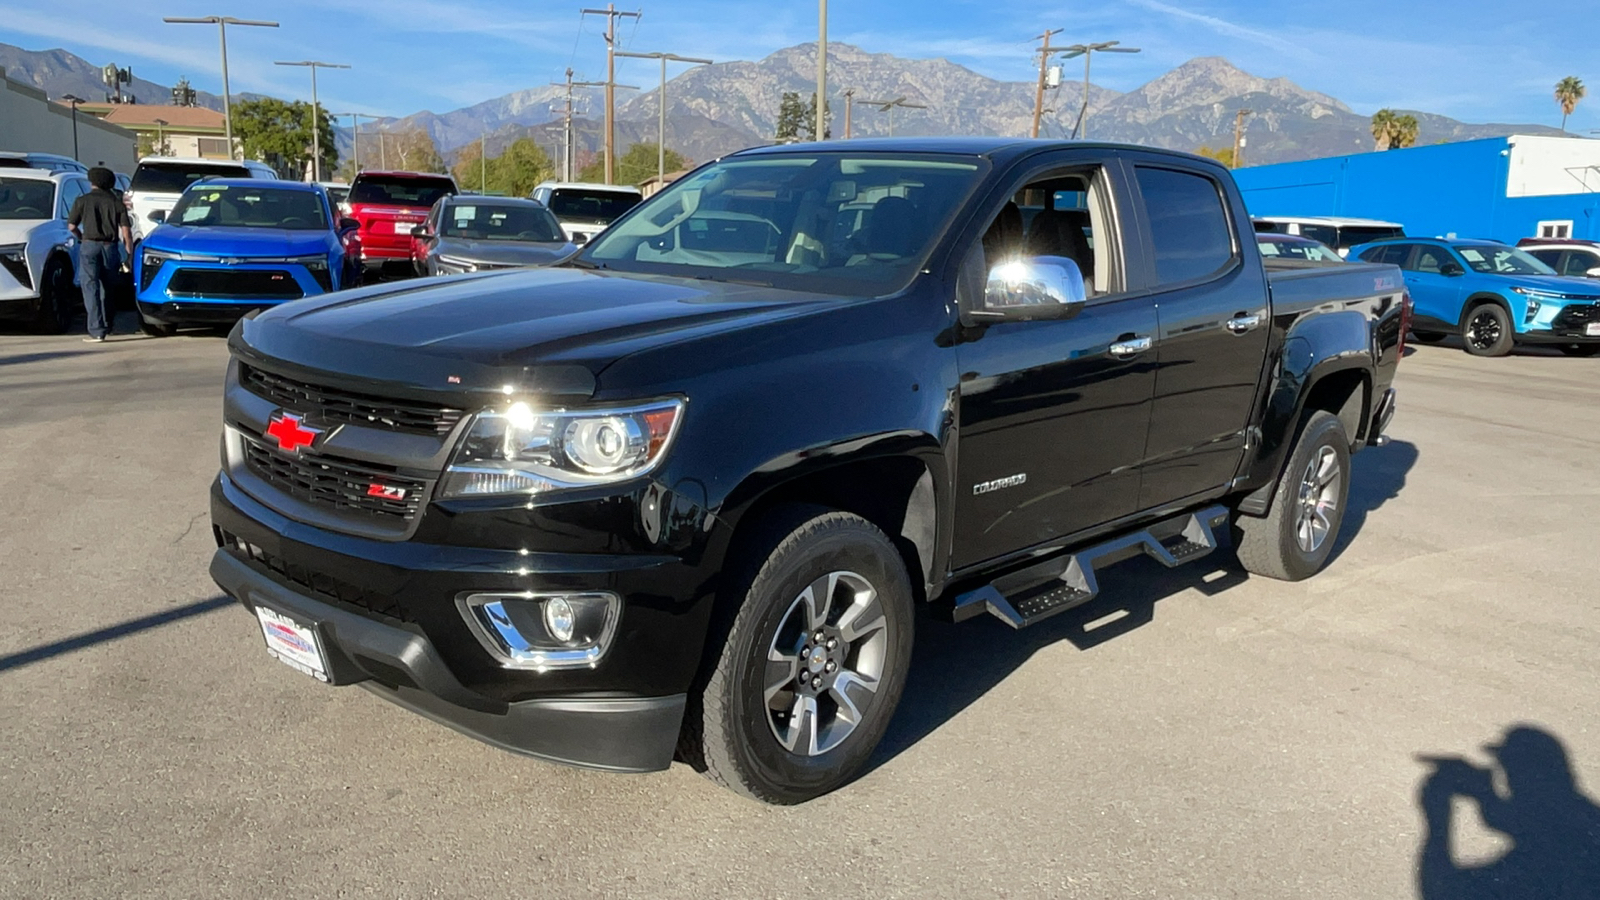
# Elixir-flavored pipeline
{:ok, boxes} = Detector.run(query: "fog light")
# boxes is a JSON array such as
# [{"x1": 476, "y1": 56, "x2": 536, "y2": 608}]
[{"x1": 457, "y1": 591, "x2": 620, "y2": 671}]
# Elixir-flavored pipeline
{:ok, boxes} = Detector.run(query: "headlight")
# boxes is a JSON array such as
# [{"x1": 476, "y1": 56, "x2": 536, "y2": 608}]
[
  {"x1": 439, "y1": 398, "x2": 684, "y2": 498},
  {"x1": 0, "y1": 243, "x2": 23, "y2": 262},
  {"x1": 0, "y1": 243, "x2": 29, "y2": 289},
  {"x1": 1510, "y1": 286, "x2": 1555, "y2": 297},
  {"x1": 140, "y1": 249, "x2": 173, "y2": 291},
  {"x1": 435, "y1": 254, "x2": 477, "y2": 274}
]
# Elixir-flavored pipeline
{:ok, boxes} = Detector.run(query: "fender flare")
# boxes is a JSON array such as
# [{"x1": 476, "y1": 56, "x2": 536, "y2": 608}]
[{"x1": 1457, "y1": 292, "x2": 1512, "y2": 330}]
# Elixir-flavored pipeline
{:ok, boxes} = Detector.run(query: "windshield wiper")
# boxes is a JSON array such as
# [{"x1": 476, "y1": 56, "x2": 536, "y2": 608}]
[
  {"x1": 566, "y1": 257, "x2": 605, "y2": 270},
  {"x1": 690, "y1": 273, "x2": 774, "y2": 287}
]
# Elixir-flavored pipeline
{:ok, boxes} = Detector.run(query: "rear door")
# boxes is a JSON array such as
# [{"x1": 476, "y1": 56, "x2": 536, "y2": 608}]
[
  {"x1": 952, "y1": 150, "x2": 1160, "y2": 569},
  {"x1": 1129, "y1": 158, "x2": 1271, "y2": 510}
]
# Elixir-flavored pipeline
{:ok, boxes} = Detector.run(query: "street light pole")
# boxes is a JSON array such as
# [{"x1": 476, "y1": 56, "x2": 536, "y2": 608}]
[
  {"x1": 817, "y1": 0, "x2": 827, "y2": 141},
  {"x1": 616, "y1": 50, "x2": 713, "y2": 183},
  {"x1": 164, "y1": 16, "x2": 279, "y2": 161},
  {"x1": 331, "y1": 112, "x2": 364, "y2": 173},
  {"x1": 843, "y1": 88, "x2": 855, "y2": 139},
  {"x1": 857, "y1": 97, "x2": 927, "y2": 137},
  {"x1": 154, "y1": 117, "x2": 169, "y2": 155},
  {"x1": 276, "y1": 60, "x2": 350, "y2": 182},
  {"x1": 1060, "y1": 41, "x2": 1141, "y2": 140},
  {"x1": 61, "y1": 94, "x2": 84, "y2": 161}
]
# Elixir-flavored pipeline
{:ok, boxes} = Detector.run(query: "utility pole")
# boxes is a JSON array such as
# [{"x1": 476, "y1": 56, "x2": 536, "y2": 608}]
[
  {"x1": 554, "y1": 69, "x2": 610, "y2": 182},
  {"x1": 843, "y1": 88, "x2": 855, "y2": 139},
  {"x1": 1061, "y1": 41, "x2": 1141, "y2": 140},
  {"x1": 164, "y1": 16, "x2": 279, "y2": 160},
  {"x1": 1232, "y1": 108, "x2": 1253, "y2": 169},
  {"x1": 616, "y1": 50, "x2": 713, "y2": 183},
  {"x1": 581, "y1": 4, "x2": 642, "y2": 184},
  {"x1": 817, "y1": 0, "x2": 828, "y2": 141},
  {"x1": 275, "y1": 60, "x2": 350, "y2": 182},
  {"x1": 481, "y1": 132, "x2": 488, "y2": 192},
  {"x1": 1031, "y1": 28, "x2": 1063, "y2": 139}
]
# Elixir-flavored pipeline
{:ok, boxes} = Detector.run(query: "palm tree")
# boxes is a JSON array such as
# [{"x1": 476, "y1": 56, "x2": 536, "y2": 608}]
[
  {"x1": 1371, "y1": 108, "x2": 1398, "y2": 151},
  {"x1": 1555, "y1": 76, "x2": 1586, "y2": 133},
  {"x1": 1393, "y1": 114, "x2": 1420, "y2": 149}
]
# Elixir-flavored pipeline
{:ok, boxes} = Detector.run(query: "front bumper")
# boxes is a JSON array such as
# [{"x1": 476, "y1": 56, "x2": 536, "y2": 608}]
[
  {"x1": 139, "y1": 299, "x2": 263, "y2": 325},
  {"x1": 1518, "y1": 300, "x2": 1600, "y2": 343},
  {"x1": 211, "y1": 550, "x2": 685, "y2": 772}
]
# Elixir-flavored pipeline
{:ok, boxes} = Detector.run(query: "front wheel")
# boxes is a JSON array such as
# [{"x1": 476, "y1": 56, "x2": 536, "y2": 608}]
[
  {"x1": 692, "y1": 507, "x2": 914, "y2": 804},
  {"x1": 1463, "y1": 303, "x2": 1514, "y2": 357},
  {"x1": 1234, "y1": 410, "x2": 1351, "y2": 581},
  {"x1": 33, "y1": 258, "x2": 75, "y2": 334}
]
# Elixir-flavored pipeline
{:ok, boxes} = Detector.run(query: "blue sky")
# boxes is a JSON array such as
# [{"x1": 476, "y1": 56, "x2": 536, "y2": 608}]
[{"x1": 3, "y1": 0, "x2": 1596, "y2": 132}]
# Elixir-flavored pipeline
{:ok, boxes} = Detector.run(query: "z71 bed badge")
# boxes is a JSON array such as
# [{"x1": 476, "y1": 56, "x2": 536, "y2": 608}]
[{"x1": 973, "y1": 474, "x2": 1027, "y2": 495}]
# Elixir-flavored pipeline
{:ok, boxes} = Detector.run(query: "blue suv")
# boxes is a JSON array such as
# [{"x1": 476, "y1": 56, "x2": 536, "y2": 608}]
[
  {"x1": 1350, "y1": 238, "x2": 1600, "y2": 357},
  {"x1": 136, "y1": 179, "x2": 359, "y2": 336}
]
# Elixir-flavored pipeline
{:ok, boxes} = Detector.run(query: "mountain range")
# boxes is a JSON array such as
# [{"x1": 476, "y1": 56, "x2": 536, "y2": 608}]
[{"x1": 2, "y1": 39, "x2": 1566, "y2": 170}]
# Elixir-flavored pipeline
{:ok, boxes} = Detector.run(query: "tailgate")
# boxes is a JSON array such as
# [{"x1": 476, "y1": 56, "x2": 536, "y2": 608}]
[{"x1": 352, "y1": 205, "x2": 429, "y2": 236}]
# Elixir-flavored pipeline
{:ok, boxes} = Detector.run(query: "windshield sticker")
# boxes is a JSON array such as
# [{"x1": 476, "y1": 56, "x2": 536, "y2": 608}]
[{"x1": 1460, "y1": 248, "x2": 1486, "y2": 262}]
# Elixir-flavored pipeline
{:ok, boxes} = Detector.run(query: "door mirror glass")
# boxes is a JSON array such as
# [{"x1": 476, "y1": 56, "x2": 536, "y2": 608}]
[
  {"x1": 410, "y1": 225, "x2": 429, "y2": 237},
  {"x1": 148, "y1": 209, "x2": 167, "y2": 224},
  {"x1": 980, "y1": 256, "x2": 1087, "y2": 321},
  {"x1": 339, "y1": 217, "x2": 360, "y2": 232},
  {"x1": 1440, "y1": 261, "x2": 1464, "y2": 277}
]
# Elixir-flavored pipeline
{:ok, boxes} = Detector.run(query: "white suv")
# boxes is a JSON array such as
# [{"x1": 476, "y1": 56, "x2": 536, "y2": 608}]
[
  {"x1": 528, "y1": 181, "x2": 642, "y2": 245},
  {"x1": 0, "y1": 168, "x2": 91, "y2": 332},
  {"x1": 126, "y1": 157, "x2": 276, "y2": 241}
]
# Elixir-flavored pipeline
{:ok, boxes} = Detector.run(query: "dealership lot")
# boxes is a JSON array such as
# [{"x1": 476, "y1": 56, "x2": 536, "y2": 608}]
[{"x1": 1, "y1": 324, "x2": 1597, "y2": 899}]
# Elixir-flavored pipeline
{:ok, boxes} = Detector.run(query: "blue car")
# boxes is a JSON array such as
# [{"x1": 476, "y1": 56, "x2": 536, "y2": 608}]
[
  {"x1": 1349, "y1": 237, "x2": 1600, "y2": 357},
  {"x1": 136, "y1": 179, "x2": 359, "y2": 336}
]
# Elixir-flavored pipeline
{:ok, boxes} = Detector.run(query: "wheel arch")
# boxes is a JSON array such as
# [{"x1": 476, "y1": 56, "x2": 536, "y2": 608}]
[
  {"x1": 1458, "y1": 292, "x2": 1511, "y2": 329},
  {"x1": 1236, "y1": 346, "x2": 1371, "y2": 518}
]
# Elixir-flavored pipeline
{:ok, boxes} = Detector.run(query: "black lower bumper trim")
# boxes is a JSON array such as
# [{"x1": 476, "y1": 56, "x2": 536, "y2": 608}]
[
  {"x1": 139, "y1": 299, "x2": 265, "y2": 325},
  {"x1": 210, "y1": 549, "x2": 684, "y2": 773}
]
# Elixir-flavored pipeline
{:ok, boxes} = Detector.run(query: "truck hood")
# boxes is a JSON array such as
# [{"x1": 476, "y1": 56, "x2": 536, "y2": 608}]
[
  {"x1": 237, "y1": 266, "x2": 832, "y2": 399},
  {"x1": 143, "y1": 225, "x2": 334, "y2": 256},
  {"x1": 0, "y1": 220, "x2": 46, "y2": 244},
  {"x1": 434, "y1": 236, "x2": 577, "y2": 267}
]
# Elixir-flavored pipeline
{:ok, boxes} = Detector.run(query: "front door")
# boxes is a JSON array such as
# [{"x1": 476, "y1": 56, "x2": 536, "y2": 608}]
[
  {"x1": 952, "y1": 156, "x2": 1159, "y2": 570},
  {"x1": 1402, "y1": 244, "x2": 1467, "y2": 331}
]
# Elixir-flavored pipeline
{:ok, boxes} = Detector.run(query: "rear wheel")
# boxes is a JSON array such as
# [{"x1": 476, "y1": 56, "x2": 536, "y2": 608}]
[
  {"x1": 691, "y1": 507, "x2": 914, "y2": 804},
  {"x1": 1234, "y1": 411, "x2": 1351, "y2": 582},
  {"x1": 1558, "y1": 343, "x2": 1600, "y2": 358},
  {"x1": 1463, "y1": 303, "x2": 1514, "y2": 357}
]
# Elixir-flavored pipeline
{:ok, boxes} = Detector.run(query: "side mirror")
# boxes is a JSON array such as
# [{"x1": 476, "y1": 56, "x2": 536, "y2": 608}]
[
  {"x1": 410, "y1": 225, "x2": 428, "y2": 238},
  {"x1": 1440, "y1": 262, "x2": 1464, "y2": 277},
  {"x1": 148, "y1": 209, "x2": 167, "y2": 224},
  {"x1": 574, "y1": 232, "x2": 590, "y2": 245},
  {"x1": 974, "y1": 256, "x2": 1088, "y2": 322},
  {"x1": 339, "y1": 217, "x2": 359, "y2": 232}
]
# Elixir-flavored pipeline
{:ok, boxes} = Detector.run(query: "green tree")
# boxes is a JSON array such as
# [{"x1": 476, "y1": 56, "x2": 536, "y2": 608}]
[
  {"x1": 1391, "y1": 114, "x2": 1420, "y2": 150},
  {"x1": 775, "y1": 91, "x2": 806, "y2": 143},
  {"x1": 578, "y1": 142, "x2": 688, "y2": 186},
  {"x1": 1555, "y1": 76, "x2": 1586, "y2": 133},
  {"x1": 490, "y1": 138, "x2": 555, "y2": 195},
  {"x1": 451, "y1": 140, "x2": 485, "y2": 191},
  {"x1": 801, "y1": 93, "x2": 832, "y2": 141},
  {"x1": 388, "y1": 128, "x2": 446, "y2": 174},
  {"x1": 231, "y1": 96, "x2": 335, "y2": 178},
  {"x1": 1195, "y1": 145, "x2": 1235, "y2": 168},
  {"x1": 1370, "y1": 108, "x2": 1398, "y2": 151}
]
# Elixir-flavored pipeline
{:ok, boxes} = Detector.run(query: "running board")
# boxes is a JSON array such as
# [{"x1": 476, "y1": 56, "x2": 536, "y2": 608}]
[{"x1": 949, "y1": 505, "x2": 1233, "y2": 629}]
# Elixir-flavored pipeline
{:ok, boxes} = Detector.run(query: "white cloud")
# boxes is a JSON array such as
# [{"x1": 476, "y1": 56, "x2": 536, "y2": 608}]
[{"x1": 1124, "y1": 0, "x2": 1312, "y2": 59}]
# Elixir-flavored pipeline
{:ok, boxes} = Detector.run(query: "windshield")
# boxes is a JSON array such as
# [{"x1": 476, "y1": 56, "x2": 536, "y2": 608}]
[
  {"x1": 130, "y1": 162, "x2": 251, "y2": 194},
  {"x1": 546, "y1": 188, "x2": 640, "y2": 224},
  {"x1": 441, "y1": 202, "x2": 564, "y2": 242},
  {"x1": 1457, "y1": 245, "x2": 1557, "y2": 276},
  {"x1": 0, "y1": 177, "x2": 56, "y2": 220},
  {"x1": 169, "y1": 185, "x2": 329, "y2": 230},
  {"x1": 349, "y1": 175, "x2": 455, "y2": 208},
  {"x1": 582, "y1": 154, "x2": 985, "y2": 294},
  {"x1": 1258, "y1": 236, "x2": 1344, "y2": 264}
]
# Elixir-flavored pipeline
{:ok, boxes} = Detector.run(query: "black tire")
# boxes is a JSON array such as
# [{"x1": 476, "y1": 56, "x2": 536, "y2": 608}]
[
  {"x1": 1410, "y1": 331, "x2": 1447, "y2": 344},
  {"x1": 1462, "y1": 303, "x2": 1514, "y2": 357},
  {"x1": 1558, "y1": 344, "x2": 1600, "y2": 358},
  {"x1": 1234, "y1": 410, "x2": 1351, "y2": 582},
  {"x1": 692, "y1": 506, "x2": 914, "y2": 804},
  {"x1": 33, "y1": 257, "x2": 75, "y2": 334}
]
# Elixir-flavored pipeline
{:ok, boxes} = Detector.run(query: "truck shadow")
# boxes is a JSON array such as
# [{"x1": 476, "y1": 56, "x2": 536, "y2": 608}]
[
  {"x1": 1414, "y1": 724, "x2": 1600, "y2": 898},
  {"x1": 871, "y1": 439, "x2": 1419, "y2": 773}
]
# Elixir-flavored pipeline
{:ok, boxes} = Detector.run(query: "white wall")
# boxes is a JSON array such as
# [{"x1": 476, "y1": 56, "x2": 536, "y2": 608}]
[
  {"x1": 1506, "y1": 135, "x2": 1600, "y2": 197},
  {"x1": 1, "y1": 74, "x2": 137, "y2": 171}
]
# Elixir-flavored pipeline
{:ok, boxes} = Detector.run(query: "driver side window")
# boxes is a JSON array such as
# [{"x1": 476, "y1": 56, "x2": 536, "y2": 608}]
[{"x1": 977, "y1": 168, "x2": 1115, "y2": 298}]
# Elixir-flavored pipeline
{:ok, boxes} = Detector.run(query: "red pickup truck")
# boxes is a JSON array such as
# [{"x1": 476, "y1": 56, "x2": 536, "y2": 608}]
[{"x1": 344, "y1": 171, "x2": 457, "y2": 275}]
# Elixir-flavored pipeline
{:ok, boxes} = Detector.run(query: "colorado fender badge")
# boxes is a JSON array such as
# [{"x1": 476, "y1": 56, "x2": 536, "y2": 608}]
[{"x1": 973, "y1": 474, "x2": 1027, "y2": 495}]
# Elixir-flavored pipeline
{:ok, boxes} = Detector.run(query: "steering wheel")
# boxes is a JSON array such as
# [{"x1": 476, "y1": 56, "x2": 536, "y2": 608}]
[
  {"x1": 279, "y1": 217, "x2": 308, "y2": 229},
  {"x1": 12, "y1": 206, "x2": 43, "y2": 218}
]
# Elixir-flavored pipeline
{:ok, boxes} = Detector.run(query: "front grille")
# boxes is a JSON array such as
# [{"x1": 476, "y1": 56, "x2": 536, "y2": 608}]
[
  {"x1": 242, "y1": 436, "x2": 426, "y2": 522},
  {"x1": 0, "y1": 254, "x2": 31, "y2": 290},
  {"x1": 1552, "y1": 303, "x2": 1600, "y2": 335},
  {"x1": 309, "y1": 266, "x2": 333, "y2": 293},
  {"x1": 167, "y1": 268, "x2": 304, "y2": 299},
  {"x1": 241, "y1": 364, "x2": 464, "y2": 437},
  {"x1": 216, "y1": 526, "x2": 409, "y2": 621}
]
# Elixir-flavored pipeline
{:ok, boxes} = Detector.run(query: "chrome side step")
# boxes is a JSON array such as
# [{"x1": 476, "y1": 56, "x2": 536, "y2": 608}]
[{"x1": 949, "y1": 505, "x2": 1232, "y2": 629}]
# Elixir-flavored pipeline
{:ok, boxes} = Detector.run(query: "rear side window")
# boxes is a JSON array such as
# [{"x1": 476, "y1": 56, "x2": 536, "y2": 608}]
[
  {"x1": 349, "y1": 175, "x2": 456, "y2": 207},
  {"x1": 1135, "y1": 166, "x2": 1235, "y2": 285},
  {"x1": 1340, "y1": 225, "x2": 1404, "y2": 245},
  {"x1": 130, "y1": 162, "x2": 251, "y2": 194},
  {"x1": 547, "y1": 188, "x2": 640, "y2": 224},
  {"x1": 1359, "y1": 244, "x2": 1411, "y2": 266}
]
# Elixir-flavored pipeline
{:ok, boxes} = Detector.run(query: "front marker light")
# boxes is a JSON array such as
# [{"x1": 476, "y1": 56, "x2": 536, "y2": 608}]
[{"x1": 440, "y1": 398, "x2": 684, "y2": 498}]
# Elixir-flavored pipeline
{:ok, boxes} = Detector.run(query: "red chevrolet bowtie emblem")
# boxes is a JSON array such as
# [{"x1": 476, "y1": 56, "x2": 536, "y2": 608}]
[{"x1": 265, "y1": 412, "x2": 322, "y2": 454}]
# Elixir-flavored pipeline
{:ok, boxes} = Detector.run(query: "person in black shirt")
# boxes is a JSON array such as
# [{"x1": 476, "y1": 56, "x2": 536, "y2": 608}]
[{"x1": 67, "y1": 167, "x2": 132, "y2": 342}]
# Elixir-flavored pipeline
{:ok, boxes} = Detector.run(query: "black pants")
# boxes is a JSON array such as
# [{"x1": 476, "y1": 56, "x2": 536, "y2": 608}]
[{"x1": 79, "y1": 240, "x2": 117, "y2": 338}]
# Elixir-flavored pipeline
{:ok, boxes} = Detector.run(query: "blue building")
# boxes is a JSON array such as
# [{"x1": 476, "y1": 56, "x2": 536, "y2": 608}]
[{"x1": 1234, "y1": 135, "x2": 1600, "y2": 243}]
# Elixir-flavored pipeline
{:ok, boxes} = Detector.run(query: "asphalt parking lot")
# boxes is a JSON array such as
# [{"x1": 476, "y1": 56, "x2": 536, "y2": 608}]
[{"x1": 2, "y1": 319, "x2": 1597, "y2": 899}]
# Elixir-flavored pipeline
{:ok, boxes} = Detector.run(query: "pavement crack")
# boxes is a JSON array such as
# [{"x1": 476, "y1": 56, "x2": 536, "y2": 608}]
[{"x1": 172, "y1": 511, "x2": 208, "y2": 545}]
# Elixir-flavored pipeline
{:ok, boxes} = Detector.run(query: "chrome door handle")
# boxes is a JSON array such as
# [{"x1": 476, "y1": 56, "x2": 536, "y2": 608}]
[
  {"x1": 1226, "y1": 314, "x2": 1262, "y2": 335},
  {"x1": 1107, "y1": 336, "x2": 1153, "y2": 358}
]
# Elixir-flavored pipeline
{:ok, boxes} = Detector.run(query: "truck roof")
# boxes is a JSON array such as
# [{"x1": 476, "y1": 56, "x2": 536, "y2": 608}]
[
  {"x1": 1255, "y1": 215, "x2": 1405, "y2": 228},
  {"x1": 535, "y1": 181, "x2": 643, "y2": 193},
  {"x1": 734, "y1": 137, "x2": 1219, "y2": 166}
]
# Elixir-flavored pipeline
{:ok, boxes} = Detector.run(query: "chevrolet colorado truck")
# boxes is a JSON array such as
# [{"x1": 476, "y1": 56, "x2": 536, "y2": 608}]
[{"x1": 209, "y1": 139, "x2": 1406, "y2": 804}]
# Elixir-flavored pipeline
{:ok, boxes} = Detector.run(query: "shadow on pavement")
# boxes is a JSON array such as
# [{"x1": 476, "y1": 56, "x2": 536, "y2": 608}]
[
  {"x1": 0, "y1": 350, "x2": 97, "y2": 367},
  {"x1": 1415, "y1": 725, "x2": 1600, "y2": 898},
  {"x1": 874, "y1": 439, "x2": 1418, "y2": 772},
  {"x1": 0, "y1": 596, "x2": 233, "y2": 674}
]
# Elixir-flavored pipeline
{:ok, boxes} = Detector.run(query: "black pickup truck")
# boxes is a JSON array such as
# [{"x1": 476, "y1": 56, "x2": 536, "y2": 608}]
[{"x1": 209, "y1": 139, "x2": 1406, "y2": 804}]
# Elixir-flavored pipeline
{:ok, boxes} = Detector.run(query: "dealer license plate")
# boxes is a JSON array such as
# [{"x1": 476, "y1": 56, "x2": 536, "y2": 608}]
[
  {"x1": 1586, "y1": 322, "x2": 1600, "y2": 337},
  {"x1": 256, "y1": 606, "x2": 329, "y2": 682}
]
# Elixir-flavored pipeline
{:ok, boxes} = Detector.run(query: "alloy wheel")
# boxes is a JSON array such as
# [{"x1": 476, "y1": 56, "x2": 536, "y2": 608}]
[
  {"x1": 763, "y1": 570, "x2": 888, "y2": 757},
  {"x1": 1467, "y1": 310, "x2": 1502, "y2": 352},
  {"x1": 1294, "y1": 445, "x2": 1342, "y2": 554}
]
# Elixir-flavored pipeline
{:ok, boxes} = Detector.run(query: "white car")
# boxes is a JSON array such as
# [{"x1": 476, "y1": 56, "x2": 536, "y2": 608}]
[
  {"x1": 528, "y1": 181, "x2": 642, "y2": 244},
  {"x1": 126, "y1": 156, "x2": 277, "y2": 241},
  {"x1": 1252, "y1": 216, "x2": 1405, "y2": 257},
  {"x1": 0, "y1": 168, "x2": 90, "y2": 332},
  {"x1": 1521, "y1": 242, "x2": 1600, "y2": 279}
]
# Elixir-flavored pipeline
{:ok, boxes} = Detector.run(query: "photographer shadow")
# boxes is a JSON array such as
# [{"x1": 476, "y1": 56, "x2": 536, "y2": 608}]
[{"x1": 1416, "y1": 725, "x2": 1600, "y2": 899}]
